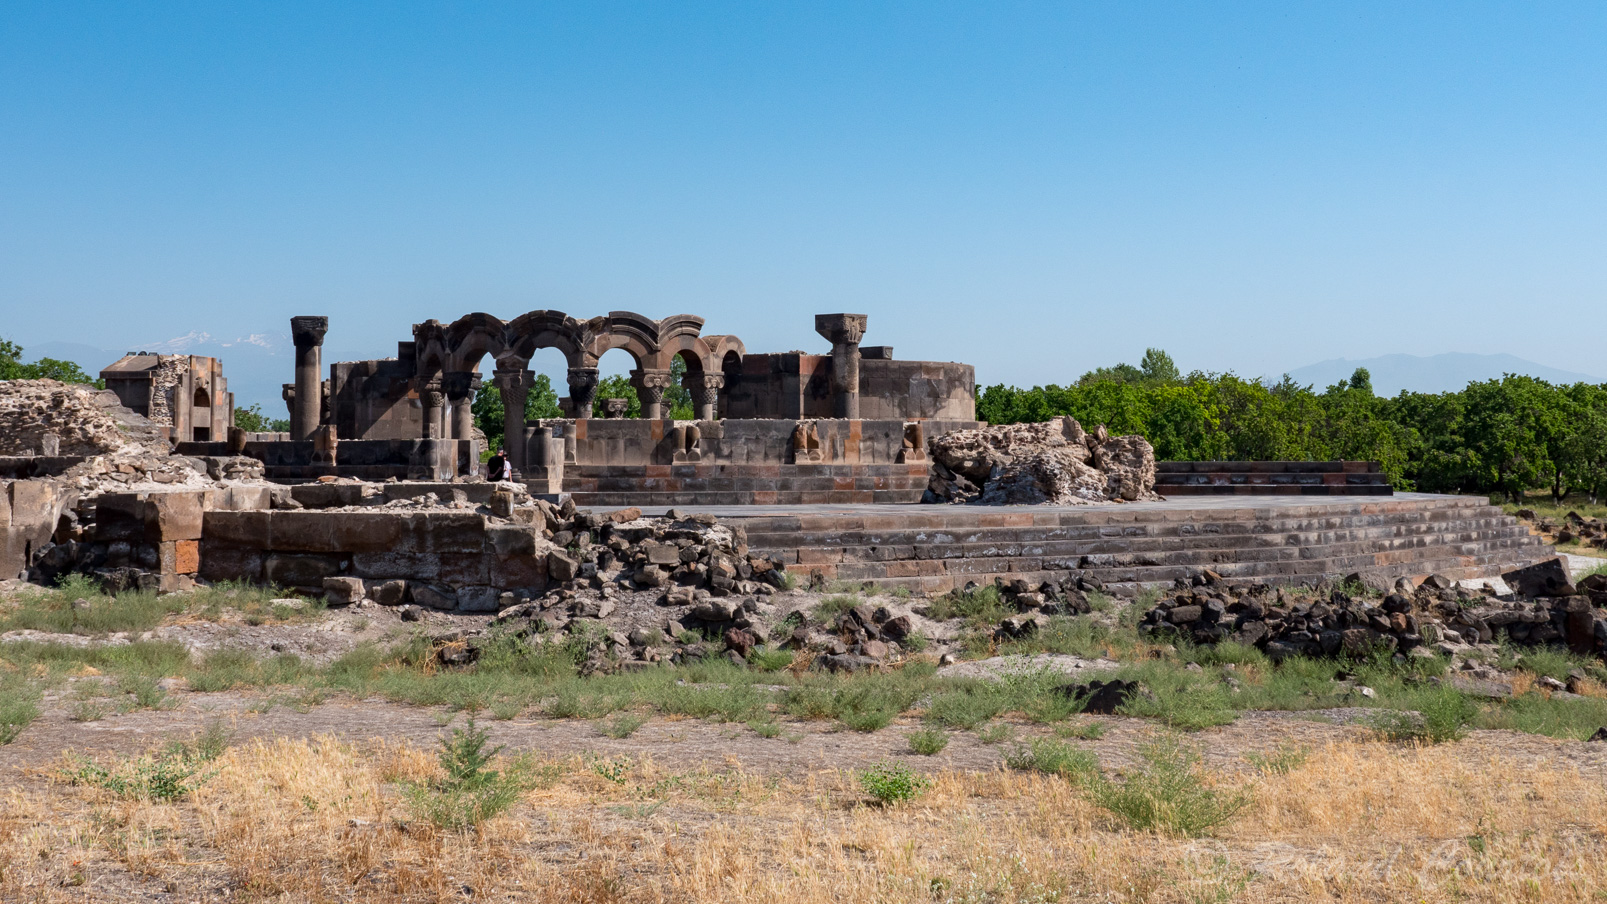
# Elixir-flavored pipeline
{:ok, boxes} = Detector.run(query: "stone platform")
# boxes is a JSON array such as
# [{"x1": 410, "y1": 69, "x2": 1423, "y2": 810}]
[
  {"x1": 638, "y1": 494, "x2": 1550, "y2": 592},
  {"x1": 563, "y1": 462, "x2": 930, "y2": 507},
  {"x1": 1155, "y1": 461, "x2": 1393, "y2": 495}
]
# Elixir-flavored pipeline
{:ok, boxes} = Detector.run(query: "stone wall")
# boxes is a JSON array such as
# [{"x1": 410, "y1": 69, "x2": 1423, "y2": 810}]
[
  {"x1": 0, "y1": 479, "x2": 71, "y2": 581},
  {"x1": 200, "y1": 509, "x2": 549, "y2": 609}
]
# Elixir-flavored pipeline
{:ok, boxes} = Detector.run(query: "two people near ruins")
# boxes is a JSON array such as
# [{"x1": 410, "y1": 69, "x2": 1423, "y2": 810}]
[{"x1": 486, "y1": 447, "x2": 511, "y2": 481}]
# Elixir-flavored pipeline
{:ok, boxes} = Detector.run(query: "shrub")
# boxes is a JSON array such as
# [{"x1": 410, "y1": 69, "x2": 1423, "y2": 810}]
[
  {"x1": 1371, "y1": 689, "x2": 1479, "y2": 744},
  {"x1": 857, "y1": 761, "x2": 931, "y2": 804},
  {"x1": 1003, "y1": 738, "x2": 1098, "y2": 781},
  {"x1": 600, "y1": 713, "x2": 646, "y2": 739},
  {"x1": 1088, "y1": 735, "x2": 1248, "y2": 837},
  {"x1": 60, "y1": 725, "x2": 228, "y2": 802},
  {"x1": 1054, "y1": 720, "x2": 1107, "y2": 740},
  {"x1": 926, "y1": 586, "x2": 1012, "y2": 626},
  {"x1": 403, "y1": 719, "x2": 533, "y2": 830},
  {"x1": 907, "y1": 727, "x2": 950, "y2": 755},
  {"x1": 749, "y1": 646, "x2": 794, "y2": 672},
  {"x1": 0, "y1": 680, "x2": 39, "y2": 744}
]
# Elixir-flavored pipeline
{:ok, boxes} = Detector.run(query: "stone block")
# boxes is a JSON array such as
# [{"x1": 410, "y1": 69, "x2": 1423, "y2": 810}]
[
  {"x1": 198, "y1": 543, "x2": 264, "y2": 582},
  {"x1": 487, "y1": 524, "x2": 537, "y2": 556},
  {"x1": 422, "y1": 513, "x2": 487, "y2": 553},
  {"x1": 158, "y1": 539, "x2": 201, "y2": 575},
  {"x1": 327, "y1": 511, "x2": 406, "y2": 552},
  {"x1": 411, "y1": 583, "x2": 457, "y2": 610},
  {"x1": 323, "y1": 576, "x2": 365, "y2": 605},
  {"x1": 201, "y1": 511, "x2": 271, "y2": 547},
  {"x1": 367, "y1": 578, "x2": 407, "y2": 605},
  {"x1": 456, "y1": 585, "x2": 501, "y2": 612},
  {"x1": 267, "y1": 511, "x2": 341, "y2": 552},
  {"x1": 547, "y1": 550, "x2": 580, "y2": 581},
  {"x1": 264, "y1": 553, "x2": 342, "y2": 588},
  {"x1": 146, "y1": 491, "x2": 205, "y2": 541},
  {"x1": 208, "y1": 485, "x2": 273, "y2": 512},
  {"x1": 351, "y1": 551, "x2": 440, "y2": 581},
  {"x1": 158, "y1": 573, "x2": 196, "y2": 594},
  {"x1": 489, "y1": 554, "x2": 546, "y2": 590},
  {"x1": 436, "y1": 553, "x2": 491, "y2": 585}
]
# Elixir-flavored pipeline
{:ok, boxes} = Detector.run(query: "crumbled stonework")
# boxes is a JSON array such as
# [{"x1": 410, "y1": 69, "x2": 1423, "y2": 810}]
[
  {"x1": 0, "y1": 380, "x2": 165, "y2": 456},
  {"x1": 925, "y1": 416, "x2": 1158, "y2": 504}
]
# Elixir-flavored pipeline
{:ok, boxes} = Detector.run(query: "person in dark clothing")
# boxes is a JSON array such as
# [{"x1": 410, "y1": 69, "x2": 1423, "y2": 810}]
[{"x1": 487, "y1": 447, "x2": 509, "y2": 481}]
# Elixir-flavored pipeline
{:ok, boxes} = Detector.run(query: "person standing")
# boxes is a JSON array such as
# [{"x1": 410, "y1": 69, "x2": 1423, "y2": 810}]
[{"x1": 487, "y1": 446, "x2": 510, "y2": 481}]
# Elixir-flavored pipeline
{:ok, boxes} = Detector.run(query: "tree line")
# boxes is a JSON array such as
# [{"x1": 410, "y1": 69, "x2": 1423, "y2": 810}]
[{"x1": 976, "y1": 349, "x2": 1607, "y2": 503}]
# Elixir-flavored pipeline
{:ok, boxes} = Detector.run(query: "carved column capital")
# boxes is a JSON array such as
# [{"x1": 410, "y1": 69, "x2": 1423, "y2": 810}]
[{"x1": 290, "y1": 315, "x2": 329, "y2": 349}]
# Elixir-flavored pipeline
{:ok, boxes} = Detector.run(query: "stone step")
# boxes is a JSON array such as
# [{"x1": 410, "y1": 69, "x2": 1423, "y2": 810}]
[
  {"x1": 740, "y1": 512, "x2": 1532, "y2": 551},
  {"x1": 727, "y1": 495, "x2": 1551, "y2": 591},
  {"x1": 740, "y1": 510, "x2": 1533, "y2": 553}
]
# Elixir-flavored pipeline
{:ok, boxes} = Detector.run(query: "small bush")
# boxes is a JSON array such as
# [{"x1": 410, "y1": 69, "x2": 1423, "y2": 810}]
[
  {"x1": 749, "y1": 719, "x2": 781, "y2": 738},
  {"x1": 1088, "y1": 734, "x2": 1248, "y2": 837},
  {"x1": 600, "y1": 713, "x2": 646, "y2": 739},
  {"x1": 0, "y1": 683, "x2": 41, "y2": 744},
  {"x1": 907, "y1": 727, "x2": 950, "y2": 755},
  {"x1": 749, "y1": 646, "x2": 794, "y2": 672},
  {"x1": 1003, "y1": 738, "x2": 1098, "y2": 781},
  {"x1": 1371, "y1": 689, "x2": 1479, "y2": 744},
  {"x1": 857, "y1": 761, "x2": 931, "y2": 804},
  {"x1": 403, "y1": 719, "x2": 533, "y2": 830},
  {"x1": 60, "y1": 725, "x2": 228, "y2": 802},
  {"x1": 118, "y1": 674, "x2": 169, "y2": 710},
  {"x1": 926, "y1": 586, "x2": 1011, "y2": 626},
  {"x1": 814, "y1": 595, "x2": 861, "y2": 619},
  {"x1": 975, "y1": 722, "x2": 1016, "y2": 745}
]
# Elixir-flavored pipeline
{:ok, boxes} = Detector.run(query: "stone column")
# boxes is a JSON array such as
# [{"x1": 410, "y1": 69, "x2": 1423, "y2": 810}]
[
  {"x1": 567, "y1": 367, "x2": 599, "y2": 419},
  {"x1": 289, "y1": 316, "x2": 329, "y2": 440},
  {"x1": 443, "y1": 372, "x2": 477, "y2": 439},
  {"x1": 687, "y1": 373, "x2": 724, "y2": 421},
  {"x1": 417, "y1": 377, "x2": 445, "y2": 439},
  {"x1": 814, "y1": 314, "x2": 867, "y2": 419},
  {"x1": 635, "y1": 369, "x2": 673, "y2": 420},
  {"x1": 493, "y1": 367, "x2": 532, "y2": 473}
]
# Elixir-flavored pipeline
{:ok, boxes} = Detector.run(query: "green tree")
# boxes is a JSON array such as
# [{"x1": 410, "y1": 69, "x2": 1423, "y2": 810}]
[
  {"x1": 0, "y1": 337, "x2": 104, "y2": 387},
  {"x1": 1457, "y1": 376, "x2": 1553, "y2": 503},
  {"x1": 233, "y1": 404, "x2": 290, "y2": 433},
  {"x1": 473, "y1": 373, "x2": 563, "y2": 448},
  {"x1": 1139, "y1": 348, "x2": 1181, "y2": 384},
  {"x1": 1562, "y1": 383, "x2": 1607, "y2": 504}
]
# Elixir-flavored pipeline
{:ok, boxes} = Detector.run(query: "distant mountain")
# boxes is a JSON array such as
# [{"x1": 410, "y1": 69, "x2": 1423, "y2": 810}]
[{"x1": 1286, "y1": 353, "x2": 1604, "y2": 396}]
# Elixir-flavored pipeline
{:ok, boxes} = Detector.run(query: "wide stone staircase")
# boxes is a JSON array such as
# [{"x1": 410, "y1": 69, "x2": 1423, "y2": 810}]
[{"x1": 731, "y1": 494, "x2": 1550, "y2": 592}]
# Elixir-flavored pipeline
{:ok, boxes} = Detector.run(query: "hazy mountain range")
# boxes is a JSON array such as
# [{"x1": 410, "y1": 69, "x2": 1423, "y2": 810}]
[
  {"x1": 20, "y1": 332, "x2": 1607, "y2": 413},
  {"x1": 1285, "y1": 353, "x2": 1602, "y2": 396}
]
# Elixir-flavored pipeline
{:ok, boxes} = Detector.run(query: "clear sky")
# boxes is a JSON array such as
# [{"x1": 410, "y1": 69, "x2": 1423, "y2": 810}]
[{"x1": 3, "y1": 2, "x2": 1604, "y2": 403}]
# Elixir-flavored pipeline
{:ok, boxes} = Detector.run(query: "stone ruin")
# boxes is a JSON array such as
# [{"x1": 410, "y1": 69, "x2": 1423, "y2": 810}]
[{"x1": 925, "y1": 416, "x2": 1159, "y2": 505}]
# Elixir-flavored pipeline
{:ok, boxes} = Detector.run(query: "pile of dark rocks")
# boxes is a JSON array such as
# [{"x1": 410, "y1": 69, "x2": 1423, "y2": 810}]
[
  {"x1": 1516, "y1": 508, "x2": 1607, "y2": 550},
  {"x1": 1140, "y1": 561, "x2": 1607, "y2": 663}
]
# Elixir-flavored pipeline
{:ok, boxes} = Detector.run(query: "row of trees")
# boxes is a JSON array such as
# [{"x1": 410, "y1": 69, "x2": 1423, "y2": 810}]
[{"x1": 977, "y1": 350, "x2": 1607, "y2": 503}]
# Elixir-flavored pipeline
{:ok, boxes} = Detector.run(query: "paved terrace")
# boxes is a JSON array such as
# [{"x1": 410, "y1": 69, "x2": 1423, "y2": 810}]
[{"x1": 630, "y1": 492, "x2": 1473, "y2": 520}]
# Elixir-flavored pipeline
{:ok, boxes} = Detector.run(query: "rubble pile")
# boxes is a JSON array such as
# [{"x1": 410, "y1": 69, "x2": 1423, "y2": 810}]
[
  {"x1": 0, "y1": 380, "x2": 164, "y2": 456},
  {"x1": 925, "y1": 416, "x2": 1159, "y2": 505},
  {"x1": 1516, "y1": 508, "x2": 1607, "y2": 550},
  {"x1": 1140, "y1": 562, "x2": 1607, "y2": 663}
]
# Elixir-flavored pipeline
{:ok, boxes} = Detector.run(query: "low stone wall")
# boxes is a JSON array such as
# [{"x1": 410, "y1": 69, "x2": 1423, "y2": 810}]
[
  {"x1": 564, "y1": 463, "x2": 930, "y2": 506},
  {"x1": 199, "y1": 509, "x2": 549, "y2": 608},
  {"x1": 1, "y1": 479, "x2": 71, "y2": 581},
  {"x1": 179, "y1": 438, "x2": 469, "y2": 482},
  {"x1": 1155, "y1": 461, "x2": 1393, "y2": 495}
]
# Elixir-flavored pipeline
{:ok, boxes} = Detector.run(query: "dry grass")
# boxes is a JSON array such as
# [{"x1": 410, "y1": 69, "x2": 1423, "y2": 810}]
[{"x1": 3, "y1": 734, "x2": 1606, "y2": 902}]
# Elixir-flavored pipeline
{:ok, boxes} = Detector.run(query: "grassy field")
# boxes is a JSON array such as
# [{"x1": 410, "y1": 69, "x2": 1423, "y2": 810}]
[
  {"x1": 7, "y1": 576, "x2": 1607, "y2": 902},
  {"x1": 5, "y1": 727, "x2": 1607, "y2": 902}
]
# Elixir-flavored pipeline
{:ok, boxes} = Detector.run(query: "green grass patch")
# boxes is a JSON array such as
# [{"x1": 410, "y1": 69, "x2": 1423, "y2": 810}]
[
  {"x1": 857, "y1": 761, "x2": 930, "y2": 804},
  {"x1": 1088, "y1": 734, "x2": 1248, "y2": 837},
  {"x1": 1003, "y1": 738, "x2": 1098, "y2": 780},
  {"x1": 907, "y1": 727, "x2": 949, "y2": 755}
]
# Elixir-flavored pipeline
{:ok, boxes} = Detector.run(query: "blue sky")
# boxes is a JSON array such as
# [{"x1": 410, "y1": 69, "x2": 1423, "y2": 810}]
[{"x1": 3, "y1": 2, "x2": 1604, "y2": 407}]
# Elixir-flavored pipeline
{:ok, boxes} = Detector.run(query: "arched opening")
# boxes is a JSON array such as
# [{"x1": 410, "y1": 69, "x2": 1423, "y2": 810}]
[
  {"x1": 594, "y1": 347, "x2": 642, "y2": 418},
  {"x1": 671, "y1": 350, "x2": 702, "y2": 420},
  {"x1": 193, "y1": 386, "x2": 211, "y2": 408}
]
